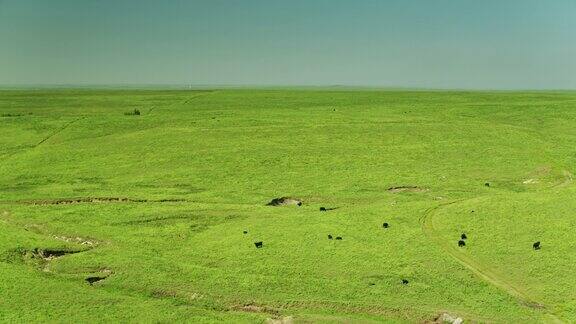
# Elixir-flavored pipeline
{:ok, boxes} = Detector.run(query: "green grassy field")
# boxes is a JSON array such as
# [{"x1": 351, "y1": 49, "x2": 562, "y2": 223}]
[{"x1": 1, "y1": 89, "x2": 575, "y2": 323}]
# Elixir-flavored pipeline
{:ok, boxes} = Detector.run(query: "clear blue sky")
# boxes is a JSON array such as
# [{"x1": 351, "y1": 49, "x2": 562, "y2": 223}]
[{"x1": 1, "y1": 0, "x2": 575, "y2": 89}]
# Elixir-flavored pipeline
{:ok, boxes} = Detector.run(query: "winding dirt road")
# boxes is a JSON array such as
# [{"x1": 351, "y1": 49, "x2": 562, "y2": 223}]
[{"x1": 420, "y1": 199, "x2": 564, "y2": 323}]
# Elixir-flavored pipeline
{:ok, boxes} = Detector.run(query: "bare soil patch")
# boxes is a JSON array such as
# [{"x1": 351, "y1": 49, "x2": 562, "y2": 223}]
[
  {"x1": 1, "y1": 247, "x2": 87, "y2": 272},
  {"x1": 267, "y1": 197, "x2": 302, "y2": 206},
  {"x1": 11, "y1": 197, "x2": 188, "y2": 206},
  {"x1": 27, "y1": 248, "x2": 83, "y2": 261},
  {"x1": 521, "y1": 300, "x2": 546, "y2": 309},
  {"x1": 233, "y1": 303, "x2": 281, "y2": 315},
  {"x1": 387, "y1": 186, "x2": 427, "y2": 193},
  {"x1": 52, "y1": 235, "x2": 99, "y2": 246},
  {"x1": 428, "y1": 313, "x2": 463, "y2": 324},
  {"x1": 266, "y1": 316, "x2": 294, "y2": 324}
]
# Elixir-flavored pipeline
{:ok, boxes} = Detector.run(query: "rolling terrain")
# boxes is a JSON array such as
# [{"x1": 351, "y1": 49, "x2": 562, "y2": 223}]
[{"x1": 1, "y1": 89, "x2": 575, "y2": 323}]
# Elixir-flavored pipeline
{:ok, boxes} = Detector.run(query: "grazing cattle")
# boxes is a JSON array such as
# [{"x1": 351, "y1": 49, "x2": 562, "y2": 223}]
[
  {"x1": 484, "y1": 182, "x2": 490, "y2": 187},
  {"x1": 254, "y1": 241, "x2": 263, "y2": 248},
  {"x1": 458, "y1": 240, "x2": 466, "y2": 247},
  {"x1": 297, "y1": 201, "x2": 302, "y2": 206},
  {"x1": 328, "y1": 234, "x2": 333, "y2": 240},
  {"x1": 533, "y1": 241, "x2": 541, "y2": 250},
  {"x1": 461, "y1": 233, "x2": 467, "y2": 240},
  {"x1": 320, "y1": 207, "x2": 327, "y2": 212},
  {"x1": 383, "y1": 222, "x2": 389, "y2": 228},
  {"x1": 402, "y1": 279, "x2": 409, "y2": 285},
  {"x1": 335, "y1": 236, "x2": 343, "y2": 240},
  {"x1": 243, "y1": 230, "x2": 248, "y2": 234}
]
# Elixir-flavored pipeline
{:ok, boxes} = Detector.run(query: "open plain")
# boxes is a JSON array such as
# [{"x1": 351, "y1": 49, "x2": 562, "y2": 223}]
[{"x1": 1, "y1": 89, "x2": 576, "y2": 322}]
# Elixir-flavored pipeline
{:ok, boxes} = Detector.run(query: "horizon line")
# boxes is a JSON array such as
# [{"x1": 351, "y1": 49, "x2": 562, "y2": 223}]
[{"x1": 1, "y1": 84, "x2": 576, "y2": 92}]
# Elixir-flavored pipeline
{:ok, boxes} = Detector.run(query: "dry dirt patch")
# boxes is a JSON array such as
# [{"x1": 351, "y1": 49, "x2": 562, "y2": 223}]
[
  {"x1": 267, "y1": 197, "x2": 302, "y2": 206},
  {"x1": 233, "y1": 303, "x2": 281, "y2": 315},
  {"x1": 266, "y1": 316, "x2": 294, "y2": 324},
  {"x1": 387, "y1": 186, "x2": 427, "y2": 193},
  {"x1": 428, "y1": 313, "x2": 463, "y2": 324},
  {"x1": 10, "y1": 197, "x2": 188, "y2": 206}
]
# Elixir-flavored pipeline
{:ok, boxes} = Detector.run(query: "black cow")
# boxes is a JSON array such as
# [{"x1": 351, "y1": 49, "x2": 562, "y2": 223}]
[
  {"x1": 461, "y1": 233, "x2": 467, "y2": 240},
  {"x1": 458, "y1": 240, "x2": 466, "y2": 247},
  {"x1": 297, "y1": 201, "x2": 302, "y2": 206},
  {"x1": 533, "y1": 241, "x2": 541, "y2": 250},
  {"x1": 401, "y1": 279, "x2": 409, "y2": 285},
  {"x1": 335, "y1": 236, "x2": 343, "y2": 240},
  {"x1": 254, "y1": 241, "x2": 263, "y2": 248},
  {"x1": 484, "y1": 182, "x2": 490, "y2": 187},
  {"x1": 328, "y1": 234, "x2": 333, "y2": 240},
  {"x1": 320, "y1": 207, "x2": 327, "y2": 212},
  {"x1": 383, "y1": 222, "x2": 389, "y2": 229},
  {"x1": 243, "y1": 230, "x2": 248, "y2": 234}
]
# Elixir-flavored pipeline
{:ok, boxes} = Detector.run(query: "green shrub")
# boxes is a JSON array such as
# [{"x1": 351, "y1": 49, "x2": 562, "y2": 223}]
[{"x1": 124, "y1": 109, "x2": 141, "y2": 116}]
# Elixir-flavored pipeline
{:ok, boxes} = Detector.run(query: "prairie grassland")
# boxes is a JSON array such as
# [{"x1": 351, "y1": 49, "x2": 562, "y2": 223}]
[{"x1": 1, "y1": 89, "x2": 575, "y2": 322}]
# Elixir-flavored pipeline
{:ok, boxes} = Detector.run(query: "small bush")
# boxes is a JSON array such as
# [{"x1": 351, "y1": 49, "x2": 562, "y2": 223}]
[{"x1": 124, "y1": 109, "x2": 141, "y2": 116}]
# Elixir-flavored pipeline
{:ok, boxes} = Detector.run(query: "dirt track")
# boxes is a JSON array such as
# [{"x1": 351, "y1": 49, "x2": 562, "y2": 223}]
[{"x1": 420, "y1": 198, "x2": 564, "y2": 323}]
